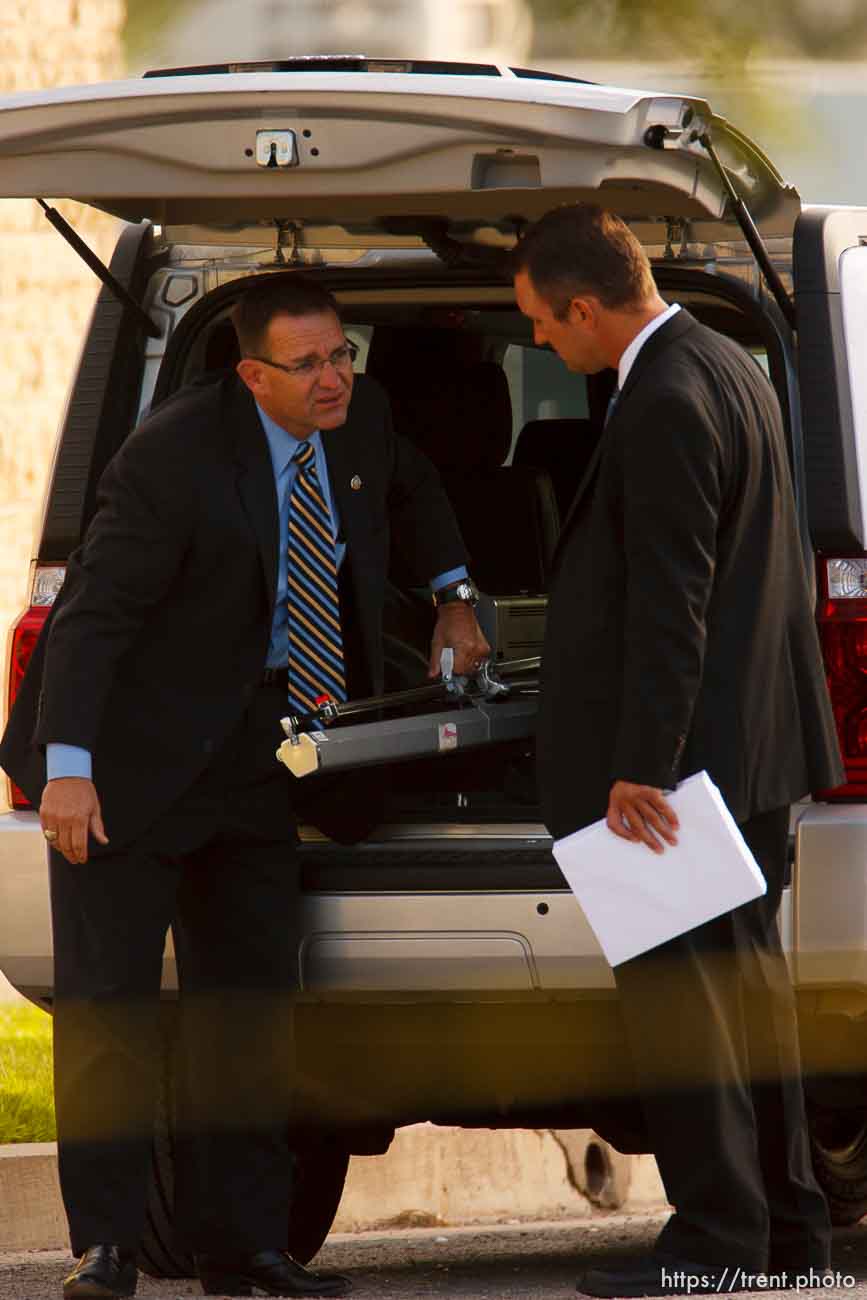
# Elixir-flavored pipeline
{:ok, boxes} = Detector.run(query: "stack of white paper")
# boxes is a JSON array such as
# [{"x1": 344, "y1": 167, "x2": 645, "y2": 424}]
[{"x1": 552, "y1": 770, "x2": 767, "y2": 966}]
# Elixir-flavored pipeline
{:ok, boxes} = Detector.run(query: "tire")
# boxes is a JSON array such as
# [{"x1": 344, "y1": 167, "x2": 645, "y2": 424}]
[
  {"x1": 807, "y1": 1103, "x2": 867, "y2": 1226},
  {"x1": 137, "y1": 1094, "x2": 195, "y2": 1277},
  {"x1": 136, "y1": 1012, "x2": 351, "y2": 1278},
  {"x1": 137, "y1": 1012, "x2": 195, "y2": 1280}
]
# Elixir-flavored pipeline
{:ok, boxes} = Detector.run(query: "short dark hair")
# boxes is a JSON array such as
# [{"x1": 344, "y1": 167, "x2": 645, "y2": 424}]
[
  {"x1": 511, "y1": 204, "x2": 656, "y2": 318},
  {"x1": 232, "y1": 276, "x2": 342, "y2": 356}
]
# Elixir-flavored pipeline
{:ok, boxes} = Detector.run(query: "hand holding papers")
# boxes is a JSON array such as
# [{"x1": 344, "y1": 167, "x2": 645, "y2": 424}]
[{"x1": 551, "y1": 771, "x2": 767, "y2": 966}]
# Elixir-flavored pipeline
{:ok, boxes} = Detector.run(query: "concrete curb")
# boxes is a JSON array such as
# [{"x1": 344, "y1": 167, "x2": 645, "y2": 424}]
[
  {"x1": 0, "y1": 1144, "x2": 67, "y2": 1251},
  {"x1": 0, "y1": 1129, "x2": 667, "y2": 1250}
]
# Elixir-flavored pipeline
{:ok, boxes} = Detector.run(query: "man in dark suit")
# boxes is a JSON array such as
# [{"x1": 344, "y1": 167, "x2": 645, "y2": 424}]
[
  {"x1": 513, "y1": 204, "x2": 844, "y2": 1296},
  {"x1": 0, "y1": 276, "x2": 488, "y2": 1299}
]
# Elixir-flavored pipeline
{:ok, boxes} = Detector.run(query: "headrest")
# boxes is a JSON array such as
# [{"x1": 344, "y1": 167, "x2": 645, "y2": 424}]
[
  {"x1": 513, "y1": 418, "x2": 601, "y2": 519},
  {"x1": 390, "y1": 361, "x2": 513, "y2": 472},
  {"x1": 204, "y1": 316, "x2": 241, "y2": 372},
  {"x1": 367, "y1": 325, "x2": 475, "y2": 383},
  {"x1": 514, "y1": 418, "x2": 596, "y2": 468}
]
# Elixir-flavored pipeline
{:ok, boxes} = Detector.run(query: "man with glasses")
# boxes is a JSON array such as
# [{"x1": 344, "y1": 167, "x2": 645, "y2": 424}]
[{"x1": 1, "y1": 276, "x2": 487, "y2": 1298}]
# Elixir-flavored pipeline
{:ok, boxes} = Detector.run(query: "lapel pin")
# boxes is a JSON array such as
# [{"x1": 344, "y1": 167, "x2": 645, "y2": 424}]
[{"x1": 350, "y1": 475, "x2": 363, "y2": 491}]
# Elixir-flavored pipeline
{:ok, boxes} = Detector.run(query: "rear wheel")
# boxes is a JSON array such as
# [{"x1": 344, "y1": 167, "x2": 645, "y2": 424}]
[
  {"x1": 137, "y1": 1077, "x2": 193, "y2": 1279},
  {"x1": 807, "y1": 1103, "x2": 867, "y2": 1226},
  {"x1": 138, "y1": 1128, "x2": 351, "y2": 1277},
  {"x1": 136, "y1": 1016, "x2": 351, "y2": 1278}
]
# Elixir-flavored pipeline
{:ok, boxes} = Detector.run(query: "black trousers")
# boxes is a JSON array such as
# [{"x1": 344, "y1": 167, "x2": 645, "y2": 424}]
[
  {"x1": 615, "y1": 806, "x2": 830, "y2": 1272},
  {"x1": 49, "y1": 684, "x2": 300, "y2": 1255}
]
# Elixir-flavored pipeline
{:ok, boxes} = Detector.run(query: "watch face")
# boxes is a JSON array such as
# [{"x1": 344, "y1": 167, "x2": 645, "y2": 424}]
[{"x1": 436, "y1": 579, "x2": 478, "y2": 606}]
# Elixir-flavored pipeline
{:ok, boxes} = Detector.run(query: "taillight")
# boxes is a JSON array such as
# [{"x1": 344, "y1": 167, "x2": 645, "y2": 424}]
[
  {"x1": 4, "y1": 564, "x2": 66, "y2": 810},
  {"x1": 816, "y1": 556, "x2": 867, "y2": 799}
]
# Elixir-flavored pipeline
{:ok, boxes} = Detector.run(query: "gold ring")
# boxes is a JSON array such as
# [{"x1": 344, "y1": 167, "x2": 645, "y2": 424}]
[{"x1": 42, "y1": 828, "x2": 59, "y2": 842}]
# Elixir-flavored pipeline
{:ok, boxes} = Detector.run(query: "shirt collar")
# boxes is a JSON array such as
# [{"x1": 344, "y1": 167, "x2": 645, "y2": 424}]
[
  {"x1": 256, "y1": 402, "x2": 321, "y2": 477},
  {"x1": 617, "y1": 302, "x2": 681, "y2": 391}
]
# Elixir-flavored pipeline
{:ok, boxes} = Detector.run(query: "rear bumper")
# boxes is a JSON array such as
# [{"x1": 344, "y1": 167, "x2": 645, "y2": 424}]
[
  {"x1": 794, "y1": 802, "x2": 867, "y2": 990},
  {"x1": 297, "y1": 881, "x2": 614, "y2": 995},
  {"x1": 0, "y1": 812, "x2": 616, "y2": 999},
  {"x1": 0, "y1": 810, "x2": 53, "y2": 1000},
  {"x1": 5, "y1": 803, "x2": 864, "y2": 1002}
]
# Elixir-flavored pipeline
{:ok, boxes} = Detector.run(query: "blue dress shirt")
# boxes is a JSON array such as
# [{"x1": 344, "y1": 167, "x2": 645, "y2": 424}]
[{"x1": 47, "y1": 403, "x2": 467, "y2": 781}]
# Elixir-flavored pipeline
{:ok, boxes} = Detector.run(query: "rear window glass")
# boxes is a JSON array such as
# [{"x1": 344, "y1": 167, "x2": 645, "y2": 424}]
[
  {"x1": 502, "y1": 343, "x2": 589, "y2": 460},
  {"x1": 345, "y1": 325, "x2": 373, "y2": 372}
]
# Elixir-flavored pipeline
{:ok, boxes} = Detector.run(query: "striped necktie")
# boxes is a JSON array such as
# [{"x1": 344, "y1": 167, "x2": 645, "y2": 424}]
[{"x1": 286, "y1": 440, "x2": 347, "y2": 715}]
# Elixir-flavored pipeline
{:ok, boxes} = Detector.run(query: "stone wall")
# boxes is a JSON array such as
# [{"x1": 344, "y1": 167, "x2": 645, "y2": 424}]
[{"x1": 0, "y1": 0, "x2": 125, "y2": 640}]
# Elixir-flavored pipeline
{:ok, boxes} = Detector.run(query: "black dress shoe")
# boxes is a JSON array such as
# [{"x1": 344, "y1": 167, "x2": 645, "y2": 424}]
[
  {"x1": 767, "y1": 1249, "x2": 831, "y2": 1278},
  {"x1": 62, "y1": 1244, "x2": 137, "y2": 1298},
  {"x1": 578, "y1": 1257, "x2": 759, "y2": 1297},
  {"x1": 196, "y1": 1248, "x2": 351, "y2": 1297}
]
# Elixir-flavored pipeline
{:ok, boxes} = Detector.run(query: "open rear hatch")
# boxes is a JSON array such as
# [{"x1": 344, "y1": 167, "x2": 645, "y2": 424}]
[{"x1": 0, "y1": 65, "x2": 799, "y2": 242}]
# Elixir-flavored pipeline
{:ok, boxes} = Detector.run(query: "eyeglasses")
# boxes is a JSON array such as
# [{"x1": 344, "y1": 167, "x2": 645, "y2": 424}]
[{"x1": 250, "y1": 340, "x2": 358, "y2": 381}]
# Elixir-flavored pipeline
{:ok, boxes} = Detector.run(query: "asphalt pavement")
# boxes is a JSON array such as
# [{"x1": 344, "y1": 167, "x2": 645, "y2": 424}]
[{"x1": 2, "y1": 1210, "x2": 867, "y2": 1300}]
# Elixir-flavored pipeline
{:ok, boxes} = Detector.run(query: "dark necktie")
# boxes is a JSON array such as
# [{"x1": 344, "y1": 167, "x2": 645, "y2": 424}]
[
  {"x1": 605, "y1": 385, "x2": 621, "y2": 426},
  {"x1": 286, "y1": 440, "x2": 347, "y2": 715}
]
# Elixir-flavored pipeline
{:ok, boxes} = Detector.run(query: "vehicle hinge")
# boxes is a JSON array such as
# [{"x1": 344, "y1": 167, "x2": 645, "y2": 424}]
[
  {"x1": 273, "y1": 220, "x2": 303, "y2": 266},
  {"x1": 663, "y1": 219, "x2": 687, "y2": 260},
  {"x1": 691, "y1": 134, "x2": 796, "y2": 331},
  {"x1": 381, "y1": 216, "x2": 509, "y2": 270},
  {"x1": 37, "y1": 200, "x2": 161, "y2": 339}
]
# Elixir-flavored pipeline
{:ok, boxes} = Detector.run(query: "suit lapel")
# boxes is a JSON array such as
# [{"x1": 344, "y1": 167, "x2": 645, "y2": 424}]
[
  {"x1": 322, "y1": 404, "x2": 375, "y2": 560},
  {"x1": 228, "y1": 381, "x2": 280, "y2": 615},
  {"x1": 556, "y1": 426, "x2": 609, "y2": 544},
  {"x1": 554, "y1": 310, "x2": 699, "y2": 559},
  {"x1": 321, "y1": 392, "x2": 387, "y2": 692},
  {"x1": 615, "y1": 307, "x2": 696, "y2": 411}
]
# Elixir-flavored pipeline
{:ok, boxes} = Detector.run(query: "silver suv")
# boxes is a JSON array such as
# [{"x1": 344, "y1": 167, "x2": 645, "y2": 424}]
[{"x1": 1, "y1": 54, "x2": 867, "y2": 1278}]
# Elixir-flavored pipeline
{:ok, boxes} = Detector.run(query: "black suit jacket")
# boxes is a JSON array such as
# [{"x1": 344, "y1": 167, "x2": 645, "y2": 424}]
[
  {"x1": 0, "y1": 372, "x2": 467, "y2": 848},
  {"x1": 537, "y1": 310, "x2": 843, "y2": 840}
]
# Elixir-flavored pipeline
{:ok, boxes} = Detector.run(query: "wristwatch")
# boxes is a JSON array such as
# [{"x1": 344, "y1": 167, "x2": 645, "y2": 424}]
[{"x1": 433, "y1": 578, "x2": 480, "y2": 609}]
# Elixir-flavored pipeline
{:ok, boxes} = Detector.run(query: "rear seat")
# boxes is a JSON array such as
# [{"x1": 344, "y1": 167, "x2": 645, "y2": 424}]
[
  {"x1": 381, "y1": 353, "x2": 560, "y2": 595},
  {"x1": 513, "y1": 417, "x2": 601, "y2": 522},
  {"x1": 438, "y1": 363, "x2": 560, "y2": 595}
]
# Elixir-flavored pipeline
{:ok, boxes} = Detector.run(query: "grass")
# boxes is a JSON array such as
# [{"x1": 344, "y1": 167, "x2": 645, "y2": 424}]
[{"x1": 0, "y1": 1002, "x2": 56, "y2": 1143}]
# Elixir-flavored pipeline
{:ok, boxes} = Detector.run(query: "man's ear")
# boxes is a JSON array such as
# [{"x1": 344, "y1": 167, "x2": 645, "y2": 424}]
[
  {"x1": 236, "y1": 357, "x2": 263, "y2": 396},
  {"x1": 566, "y1": 295, "x2": 597, "y2": 327}
]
